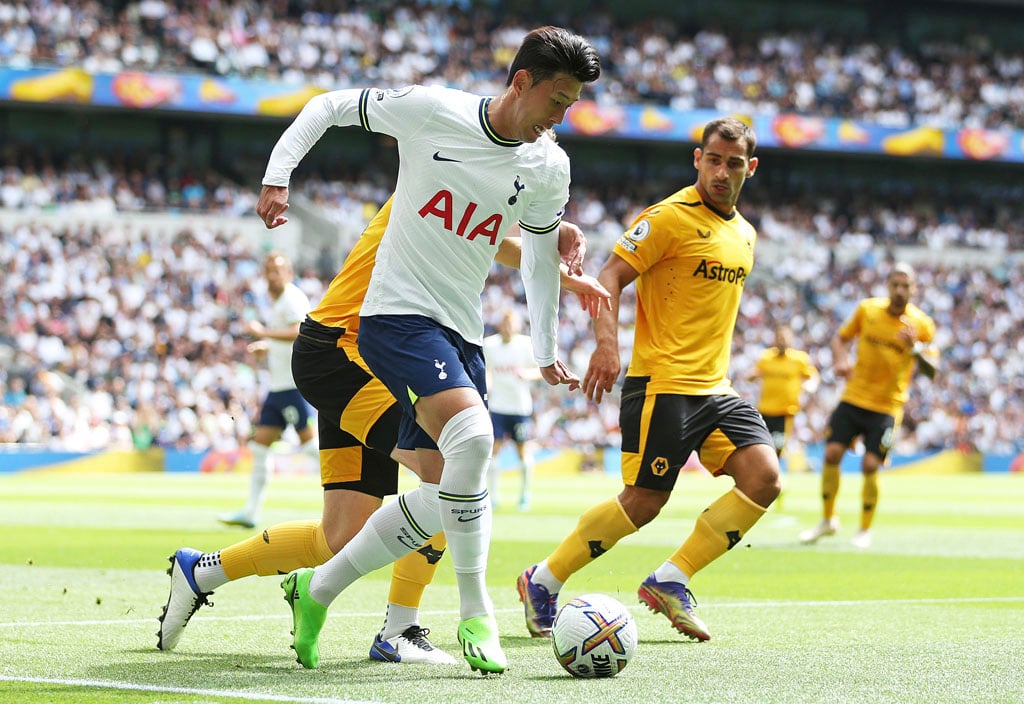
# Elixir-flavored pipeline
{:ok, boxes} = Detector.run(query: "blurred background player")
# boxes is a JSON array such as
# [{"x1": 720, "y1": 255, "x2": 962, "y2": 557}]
[
  {"x1": 799, "y1": 262, "x2": 938, "y2": 548},
  {"x1": 483, "y1": 310, "x2": 540, "y2": 511},
  {"x1": 518, "y1": 117, "x2": 780, "y2": 643},
  {"x1": 748, "y1": 323, "x2": 819, "y2": 463},
  {"x1": 219, "y1": 251, "x2": 319, "y2": 529}
]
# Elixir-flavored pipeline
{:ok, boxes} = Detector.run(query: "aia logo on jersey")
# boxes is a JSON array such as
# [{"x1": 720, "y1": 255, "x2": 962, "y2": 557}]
[
  {"x1": 418, "y1": 190, "x2": 503, "y2": 245},
  {"x1": 693, "y1": 259, "x2": 747, "y2": 286}
]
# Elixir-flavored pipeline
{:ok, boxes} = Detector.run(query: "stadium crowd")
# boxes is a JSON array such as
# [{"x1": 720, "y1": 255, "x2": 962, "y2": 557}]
[
  {"x1": 2, "y1": 1, "x2": 1022, "y2": 463},
  {"x1": 1, "y1": 178, "x2": 1021, "y2": 459},
  {"x1": 1, "y1": 0, "x2": 1023, "y2": 130}
]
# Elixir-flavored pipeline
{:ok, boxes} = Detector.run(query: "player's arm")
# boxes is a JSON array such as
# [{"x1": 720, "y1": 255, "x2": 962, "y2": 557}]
[
  {"x1": 257, "y1": 89, "x2": 366, "y2": 228},
  {"x1": 746, "y1": 360, "x2": 763, "y2": 383},
  {"x1": 583, "y1": 253, "x2": 639, "y2": 404},
  {"x1": 831, "y1": 332, "x2": 853, "y2": 378},
  {"x1": 519, "y1": 224, "x2": 582, "y2": 389},
  {"x1": 496, "y1": 232, "x2": 610, "y2": 318},
  {"x1": 803, "y1": 357, "x2": 821, "y2": 393},
  {"x1": 246, "y1": 319, "x2": 302, "y2": 342},
  {"x1": 899, "y1": 315, "x2": 939, "y2": 381},
  {"x1": 911, "y1": 342, "x2": 938, "y2": 380}
]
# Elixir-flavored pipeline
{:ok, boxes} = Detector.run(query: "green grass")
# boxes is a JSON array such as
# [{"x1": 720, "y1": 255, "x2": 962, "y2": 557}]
[{"x1": 1, "y1": 468, "x2": 1022, "y2": 704}]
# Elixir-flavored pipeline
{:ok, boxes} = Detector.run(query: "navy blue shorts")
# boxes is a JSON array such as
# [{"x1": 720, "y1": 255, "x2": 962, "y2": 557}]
[
  {"x1": 257, "y1": 388, "x2": 314, "y2": 430},
  {"x1": 491, "y1": 412, "x2": 531, "y2": 443},
  {"x1": 358, "y1": 314, "x2": 487, "y2": 451}
]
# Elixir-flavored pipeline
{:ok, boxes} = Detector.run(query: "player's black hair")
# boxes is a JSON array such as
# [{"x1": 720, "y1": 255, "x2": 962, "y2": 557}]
[{"x1": 506, "y1": 26, "x2": 601, "y2": 87}]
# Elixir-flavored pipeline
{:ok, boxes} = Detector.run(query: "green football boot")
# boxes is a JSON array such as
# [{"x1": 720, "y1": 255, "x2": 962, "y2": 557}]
[
  {"x1": 457, "y1": 614, "x2": 507, "y2": 674},
  {"x1": 281, "y1": 568, "x2": 328, "y2": 668}
]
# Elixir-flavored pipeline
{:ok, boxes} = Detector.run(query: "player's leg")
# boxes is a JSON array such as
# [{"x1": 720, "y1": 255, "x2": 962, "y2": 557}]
[
  {"x1": 158, "y1": 417, "x2": 379, "y2": 652},
  {"x1": 415, "y1": 396, "x2": 504, "y2": 673},
  {"x1": 852, "y1": 414, "x2": 895, "y2": 548},
  {"x1": 280, "y1": 326, "x2": 454, "y2": 667},
  {"x1": 519, "y1": 378, "x2": 676, "y2": 637},
  {"x1": 292, "y1": 444, "x2": 444, "y2": 668},
  {"x1": 487, "y1": 421, "x2": 505, "y2": 509},
  {"x1": 800, "y1": 402, "x2": 858, "y2": 543},
  {"x1": 293, "y1": 394, "x2": 320, "y2": 463},
  {"x1": 219, "y1": 413, "x2": 283, "y2": 528},
  {"x1": 370, "y1": 532, "x2": 456, "y2": 665},
  {"x1": 357, "y1": 314, "x2": 504, "y2": 673},
  {"x1": 639, "y1": 396, "x2": 778, "y2": 641},
  {"x1": 513, "y1": 418, "x2": 534, "y2": 510}
]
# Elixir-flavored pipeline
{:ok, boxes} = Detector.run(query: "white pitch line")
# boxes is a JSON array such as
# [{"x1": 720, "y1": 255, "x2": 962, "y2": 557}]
[
  {"x1": 0, "y1": 675, "x2": 379, "y2": 704},
  {"x1": 0, "y1": 596, "x2": 1021, "y2": 629}
]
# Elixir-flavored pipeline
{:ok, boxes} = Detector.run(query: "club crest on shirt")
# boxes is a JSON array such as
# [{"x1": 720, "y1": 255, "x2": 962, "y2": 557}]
[
  {"x1": 507, "y1": 176, "x2": 526, "y2": 205},
  {"x1": 626, "y1": 219, "x2": 651, "y2": 242},
  {"x1": 377, "y1": 86, "x2": 414, "y2": 100}
]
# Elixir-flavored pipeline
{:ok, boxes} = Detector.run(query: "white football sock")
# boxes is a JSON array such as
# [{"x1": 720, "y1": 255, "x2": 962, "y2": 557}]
[
  {"x1": 520, "y1": 453, "x2": 534, "y2": 505},
  {"x1": 653, "y1": 560, "x2": 689, "y2": 585},
  {"x1": 309, "y1": 483, "x2": 441, "y2": 607},
  {"x1": 529, "y1": 560, "x2": 564, "y2": 593},
  {"x1": 381, "y1": 603, "x2": 419, "y2": 640},
  {"x1": 298, "y1": 437, "x2": 319, "y2": 462},
  {"x1": 487, "y1": 454, "x2": 500, "y2": 506},
  {"x1": 436, "y1": 406, "x2": 494, "y2": 620},
  {"x1": 193, "y1": 551, "x2": 228, "y2": 592},
  {"x1": 245, "y1": 441, "x2": 271, "y2": 519}
]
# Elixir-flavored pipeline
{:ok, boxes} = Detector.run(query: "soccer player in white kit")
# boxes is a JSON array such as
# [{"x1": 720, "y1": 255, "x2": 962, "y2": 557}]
[
  {"x1": 256, "y1": 26, "x2": 601, "y2": 674},
  {"x1": 483, "y1": 310, "x2": 540, "y2": 510},
  {"x1": 219, "y1": 251, "x2": 318, "y2": 529}
]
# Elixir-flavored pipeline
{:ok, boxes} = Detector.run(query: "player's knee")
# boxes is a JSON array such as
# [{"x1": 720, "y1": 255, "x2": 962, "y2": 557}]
[
  {"x1": 731, "y1": 444, "x2": 781, "y2": 506},
  {"x1": 619, "y1": 486, "x2": 667, "y2": 527},
  {"x1": 823, "y1": 442, "x2": 846, "y2": 464},
  {"x1": 437, "y1": 405, "x2": 494, "y2": 464}
]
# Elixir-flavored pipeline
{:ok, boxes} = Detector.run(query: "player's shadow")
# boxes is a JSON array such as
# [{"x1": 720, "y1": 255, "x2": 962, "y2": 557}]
[{"x1": 104, "y1": 647, "x2": 464, "y2": 685}]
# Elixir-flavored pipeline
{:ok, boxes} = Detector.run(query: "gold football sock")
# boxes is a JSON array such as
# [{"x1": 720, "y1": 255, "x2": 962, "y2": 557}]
[
  {"x1": 822, "y1": 461, "x2": 841, "y2": 519},
  {"x1": 221, "y1": 520, "x2": 333, "y2": 580},
  {"x1": 388, "y1": 533, "x2": 447, "y2": 608},
  {"x1": 861, "y1": 472, "x2": 879, "y2": 530},
  {"x1": 547, "y1": 498, "x2": 637, "y2": 583},
  {"x1": 670, "y1": 488, "x2": 766, "y2": 578}
]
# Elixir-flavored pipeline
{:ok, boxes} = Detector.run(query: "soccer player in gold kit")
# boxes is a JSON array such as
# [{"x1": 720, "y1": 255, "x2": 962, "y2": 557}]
[
  {"x1": 749, "y1": 323, "x2": 819, "y2": 459},
  {"x1": 799, "y1": 263, "x2": 937, "y2": 548},
  {"x1": 517, "y1": 117, "x2": 781, "y2": 642}
]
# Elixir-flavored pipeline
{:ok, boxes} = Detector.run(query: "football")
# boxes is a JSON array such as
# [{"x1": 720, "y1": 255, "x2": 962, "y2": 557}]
[{"x1": 551, "y1": 593, "x2": 639, "y2": 678}]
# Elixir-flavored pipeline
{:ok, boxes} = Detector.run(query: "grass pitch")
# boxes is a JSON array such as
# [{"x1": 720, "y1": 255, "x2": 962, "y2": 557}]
[{"x1": 1, "y1": 466, "x2": 1022, "y2": 703}]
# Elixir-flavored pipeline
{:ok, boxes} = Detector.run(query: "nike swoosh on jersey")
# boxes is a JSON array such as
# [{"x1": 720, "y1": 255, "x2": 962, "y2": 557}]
[{"x1": 433, "y1": 151, "x2": 461, "y2": 163}]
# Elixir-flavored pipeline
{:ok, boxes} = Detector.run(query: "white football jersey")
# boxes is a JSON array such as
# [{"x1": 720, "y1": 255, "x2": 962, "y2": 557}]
[
  {"x1": 266, "y1": 282, "x2": 310, "y2": 391},
  {"x1": 483, "y1": 332, "x2": 537, "y2": 416},
  {"x1": 263, "y1": 85, "x2": 566, "y2": 363}
]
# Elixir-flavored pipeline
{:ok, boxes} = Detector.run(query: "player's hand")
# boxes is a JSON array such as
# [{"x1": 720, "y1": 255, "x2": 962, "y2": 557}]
[
  {"x1": 583, "y1": 344, "x2": 620, "y2": 403},
  {"x1": 833, "y1": 361, "x2": 852, "y2": 379},
  {"x1": 562, "y1": 273, "x2": 611, "y2": 318},
  {"x1": 256, "y1": 185, "x2": 290, "y2": 229},
  {"x1": 540, "y1": 359, "x2": 580, "y2": 391},
  {"x1": 244, "y1": 320, "x2": 266, "y2": 337},
  {"x1": 897, "y1": 316, "x2": 917, "y2": 348},
  {"x1": 557, "y1": 221, "x2": 586, "y2": 276}
]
